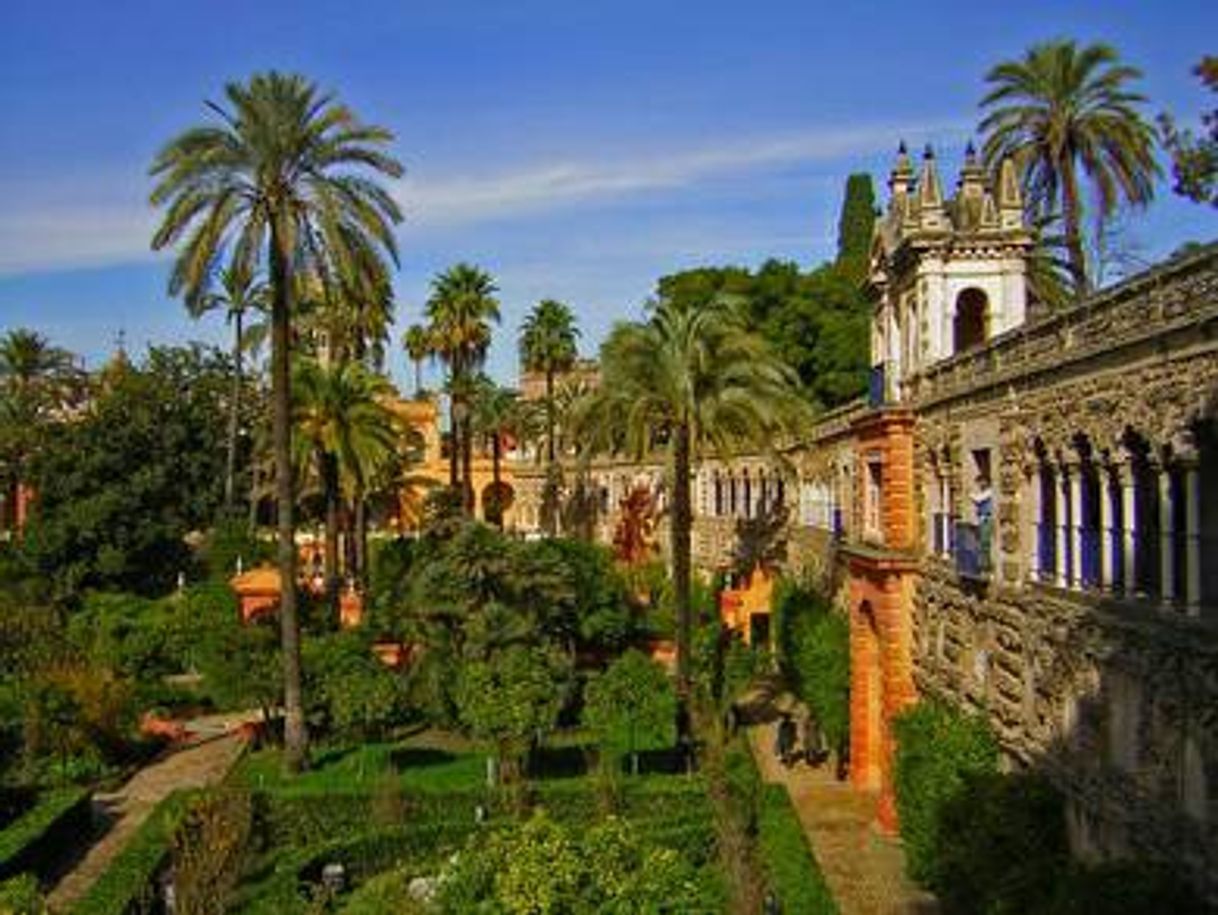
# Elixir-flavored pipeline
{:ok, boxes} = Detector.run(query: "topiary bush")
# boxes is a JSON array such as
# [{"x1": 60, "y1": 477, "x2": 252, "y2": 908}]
[{"x1": 891, "y1": 700, "x2": 999, "y2": 885}]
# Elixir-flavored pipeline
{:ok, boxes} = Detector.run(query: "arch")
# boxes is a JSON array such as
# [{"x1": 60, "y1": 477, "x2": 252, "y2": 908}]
[
  {"x1": 953, "y1": 287, "x2": 989, "y2": 353},
  {"x1": 481, "y1": 481, "x2": 515, "y2": 526},
  {"x1": 853, "y1": 599, "x2": 883, "y2": 791}
]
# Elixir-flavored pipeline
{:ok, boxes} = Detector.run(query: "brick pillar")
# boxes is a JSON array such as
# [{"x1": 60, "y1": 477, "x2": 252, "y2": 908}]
[{"x1": 875, "y1": 575, "x2": 917, "y2": 834}]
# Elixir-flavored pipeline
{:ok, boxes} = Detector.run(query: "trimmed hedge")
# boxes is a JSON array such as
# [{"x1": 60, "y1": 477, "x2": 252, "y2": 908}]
[
  {"x1": 757, "y1": 785, "x2": 838, "y2": 914},
  {"x1": 69, "y1": 792, "x2": 191, "y2": 915},
  {"x1": 0, "y1": 787, "x2": 92, "y2": 884}
]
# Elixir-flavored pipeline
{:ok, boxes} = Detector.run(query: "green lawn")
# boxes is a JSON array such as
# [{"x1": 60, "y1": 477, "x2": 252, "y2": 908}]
[{"x1": 234, "y1": 736, "x2": 487, "y2": 795}]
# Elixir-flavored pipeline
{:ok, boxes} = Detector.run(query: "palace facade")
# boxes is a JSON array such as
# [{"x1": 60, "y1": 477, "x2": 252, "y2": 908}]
[{"x1": 511, "y1": 146, "x2": 1218, "y2": 897}]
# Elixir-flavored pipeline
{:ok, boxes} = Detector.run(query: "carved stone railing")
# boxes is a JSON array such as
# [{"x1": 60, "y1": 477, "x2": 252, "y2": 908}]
[{"x1": 909, "y1": 242, "x2": 1218, "y2": 409}]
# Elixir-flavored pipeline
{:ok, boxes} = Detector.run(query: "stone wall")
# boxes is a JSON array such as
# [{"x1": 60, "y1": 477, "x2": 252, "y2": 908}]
[
  {"x1": 914, "y1": 562, "x2": 1218, "y2": 899},
  {"x1": 905, "y1": 245, "x2": 1218, "y2": 898}
]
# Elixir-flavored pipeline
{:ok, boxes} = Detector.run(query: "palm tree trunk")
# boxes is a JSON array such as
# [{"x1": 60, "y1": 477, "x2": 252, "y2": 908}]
[
  {"x1": 1061, "y1": 159, "x2": 1089, "y2": 295},
  {"x1": 248, "y1": 458, "x2": 260, "y2": 533},
  {"x1": 462, "y1": 412, "x2": 474, "y2": 516},
  {"x1": 270, "y1": 220, "x2": 307, "y2": 773},
  {"x1": 491, "y1": 432, "x2": 503, "y2": 528},
  {"x1": 354, "y1": 488, "x2": 368, "y2": 583},
  {"x1": 545, "y1": 368, "x2": 555, "y2": 465},
  {"x1": 448, "y1": 375, "x2": 460, "y2": 491},
  {"x1": 414, "y1": 358, "x2": 422, "y2": 398},
  {"x1": 672, "y1": 420, "x2": 693, "y2": 698},
  {"x1": 322, "y1": 450, "x2": 340, "y2": 613},
  {"x1": 224, "y1": 308, "x2": 243, "y2": 513}
]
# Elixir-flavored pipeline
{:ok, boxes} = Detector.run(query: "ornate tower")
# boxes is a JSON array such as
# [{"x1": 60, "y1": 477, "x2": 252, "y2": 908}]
[{"x1": 868, "y1": 142, "x2": 1033, "y2": 402}]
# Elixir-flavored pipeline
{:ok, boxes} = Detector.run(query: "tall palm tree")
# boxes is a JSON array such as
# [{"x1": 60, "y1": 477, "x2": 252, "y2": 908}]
[
  {"x1": 198, "y1": 262, "x2": 267, "y2": 513},
  {"x1": 293, "y1": 358, "x2": 399, "y2": 601},
  {"x1": 150, "y1": 71, "x2": 403, "y2": 771},
  {"x1": 573, "y1": 297, "x2": 806, "y2": 695},
  {"x1": 519, "y1": 300, "x2": 579, "y2": 465},
  {"x1": 424, "y1": 264, "x2": 500, "y2": 512},
  {"x1": 402, "y1": 323, "x2": 432, "y2": 397},
  {"x1": 470, "y1": 376, "x2": 518, "y2": 527},
  {"x1": 979, "y1": 40, "x2": 1159, "y2": 293}
]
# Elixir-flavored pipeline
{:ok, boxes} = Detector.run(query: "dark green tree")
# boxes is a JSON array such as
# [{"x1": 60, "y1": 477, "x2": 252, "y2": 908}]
[
  {"x1": 836, "y1": 173, "x2": 877, "y2": 279},
  {"x1": 23, "y1": 345, "x2": 230, "y2": 597}
]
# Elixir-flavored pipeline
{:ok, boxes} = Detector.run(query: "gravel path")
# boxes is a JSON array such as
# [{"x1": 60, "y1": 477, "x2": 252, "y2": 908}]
[
  {"x1": 750, "y1": 712, "x2": 938, "y2": 915},
  {"x1": 46, "y1": 714, "x2": 256, "y2": 913}
]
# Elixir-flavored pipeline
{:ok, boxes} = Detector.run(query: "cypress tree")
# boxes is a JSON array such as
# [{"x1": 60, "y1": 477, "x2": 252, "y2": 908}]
[{"x1": 835, "y1": 173, "x2": 877, "y2": 280}]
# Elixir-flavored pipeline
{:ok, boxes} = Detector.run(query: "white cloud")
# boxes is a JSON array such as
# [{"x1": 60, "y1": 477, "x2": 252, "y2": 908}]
[
  {"x1": 0, "y1": 118, "x2": 966, "y2": 276},
  {"x1": 401, "y1": 120, "x2": 964, "y2": 226}
]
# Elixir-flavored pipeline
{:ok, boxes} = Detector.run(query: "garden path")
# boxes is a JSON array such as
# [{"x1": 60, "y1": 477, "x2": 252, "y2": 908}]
[
  {"x1": 46, "y1": 712, "x2": 255, "y2": 913},
  {"x1": 749, "y1": 707, "x2": 939, "y2": 915}
]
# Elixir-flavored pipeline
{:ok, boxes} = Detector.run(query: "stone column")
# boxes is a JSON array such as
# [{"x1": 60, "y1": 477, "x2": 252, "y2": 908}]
[
  {"x1": 1119, "y1": 462, "x2": 1137, "y2": 596},
  {"x1": 1159, "y1": 466, "x2": 1175, "y2": 607},
  {"x1": 1183, "y1": 461, "x2": 1201, "y2": 616},
  {"x1": 1027, "y1": 471, "x2": 1041, "y2": 582},
  {"x1": 1068, "y1": 468, "x2": 1083, "y2": 588},
  {"x1": 1099, "y1": 468, "x2": 1114, "y2": 591},
  {"x1": 1055, "y1": 466, "x2": 1069, "y2": 588}
]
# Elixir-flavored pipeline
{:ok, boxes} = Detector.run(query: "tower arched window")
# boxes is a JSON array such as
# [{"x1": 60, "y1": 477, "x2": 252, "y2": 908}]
[{"x1": 953, "y1": 288, "x2": 989, "y2": 353}]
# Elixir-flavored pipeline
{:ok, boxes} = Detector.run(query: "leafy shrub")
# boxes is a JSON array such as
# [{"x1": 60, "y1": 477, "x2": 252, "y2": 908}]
[
  {"x1": 0, "y1": 787, "x2": 91, "y2": 883},
  {"x1": 891, "y1": 701, "x2": 999, "y2": 885},
  {"x1": 583, "y1": 650, "x2": 676, "y2": 774},
  {"x1": 197, "y1": 516, "x2": 269, "y2": 584},
  {"x1": 303, "y1": 632, "x2": 410, "y2": 741},
  {"x1": 774, "y1": 579, "x2": 849, "y2": 750},
  {"x1": 1044, "y1": 860, "x2": 1211, "y2": 915},
  {"x1": 932, "y1": 772, "x2": 1066, "y2": 914},
  {"x1": 756, "y1": 785, "x2": 838, "y2": 914},
  {"x1": 68, "y1": 591, "x2": 198, "y2": 686},
  {"x1": 457, "y1": 646, "x2": 569, "y2": 782},
  {"x1": 437, "y1": 811, "x2": 720, "y2": 913},
  {"x1": 340, "y1": 867, "x2": 429, "y2": 915}
]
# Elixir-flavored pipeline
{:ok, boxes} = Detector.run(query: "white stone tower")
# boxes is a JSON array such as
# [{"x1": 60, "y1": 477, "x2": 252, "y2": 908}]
[{"x1": 868, "y1": 142, "x2": 1033, "y2": 402}]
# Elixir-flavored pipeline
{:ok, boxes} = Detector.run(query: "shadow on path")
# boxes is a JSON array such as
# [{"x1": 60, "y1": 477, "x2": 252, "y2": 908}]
[{"x1": 744, "y1": 688, "x2": 938, "y2": 915}]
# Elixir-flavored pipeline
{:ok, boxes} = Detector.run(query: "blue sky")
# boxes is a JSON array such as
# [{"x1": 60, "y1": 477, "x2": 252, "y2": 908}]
[{"x1": 1, "y1": 0, "x2": 1215, "y2": 388}]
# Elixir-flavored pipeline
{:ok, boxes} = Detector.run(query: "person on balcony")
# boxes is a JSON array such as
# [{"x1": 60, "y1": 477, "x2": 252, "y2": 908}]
[{"x1": 972, "y1": 468, "x2": 993, "y2": 572}]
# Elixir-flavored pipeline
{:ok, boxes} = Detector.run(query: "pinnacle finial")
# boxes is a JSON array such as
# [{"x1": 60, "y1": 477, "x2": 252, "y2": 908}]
[
  {"x1": 923, "y1": 143, "x2": 935, "y2": 159},
  {"x1": 965, "y1": 139, "x2": 976, "y2": 159},
  {"x1": 898, "y1": 139, "x2": 907, "y2": 155}
]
